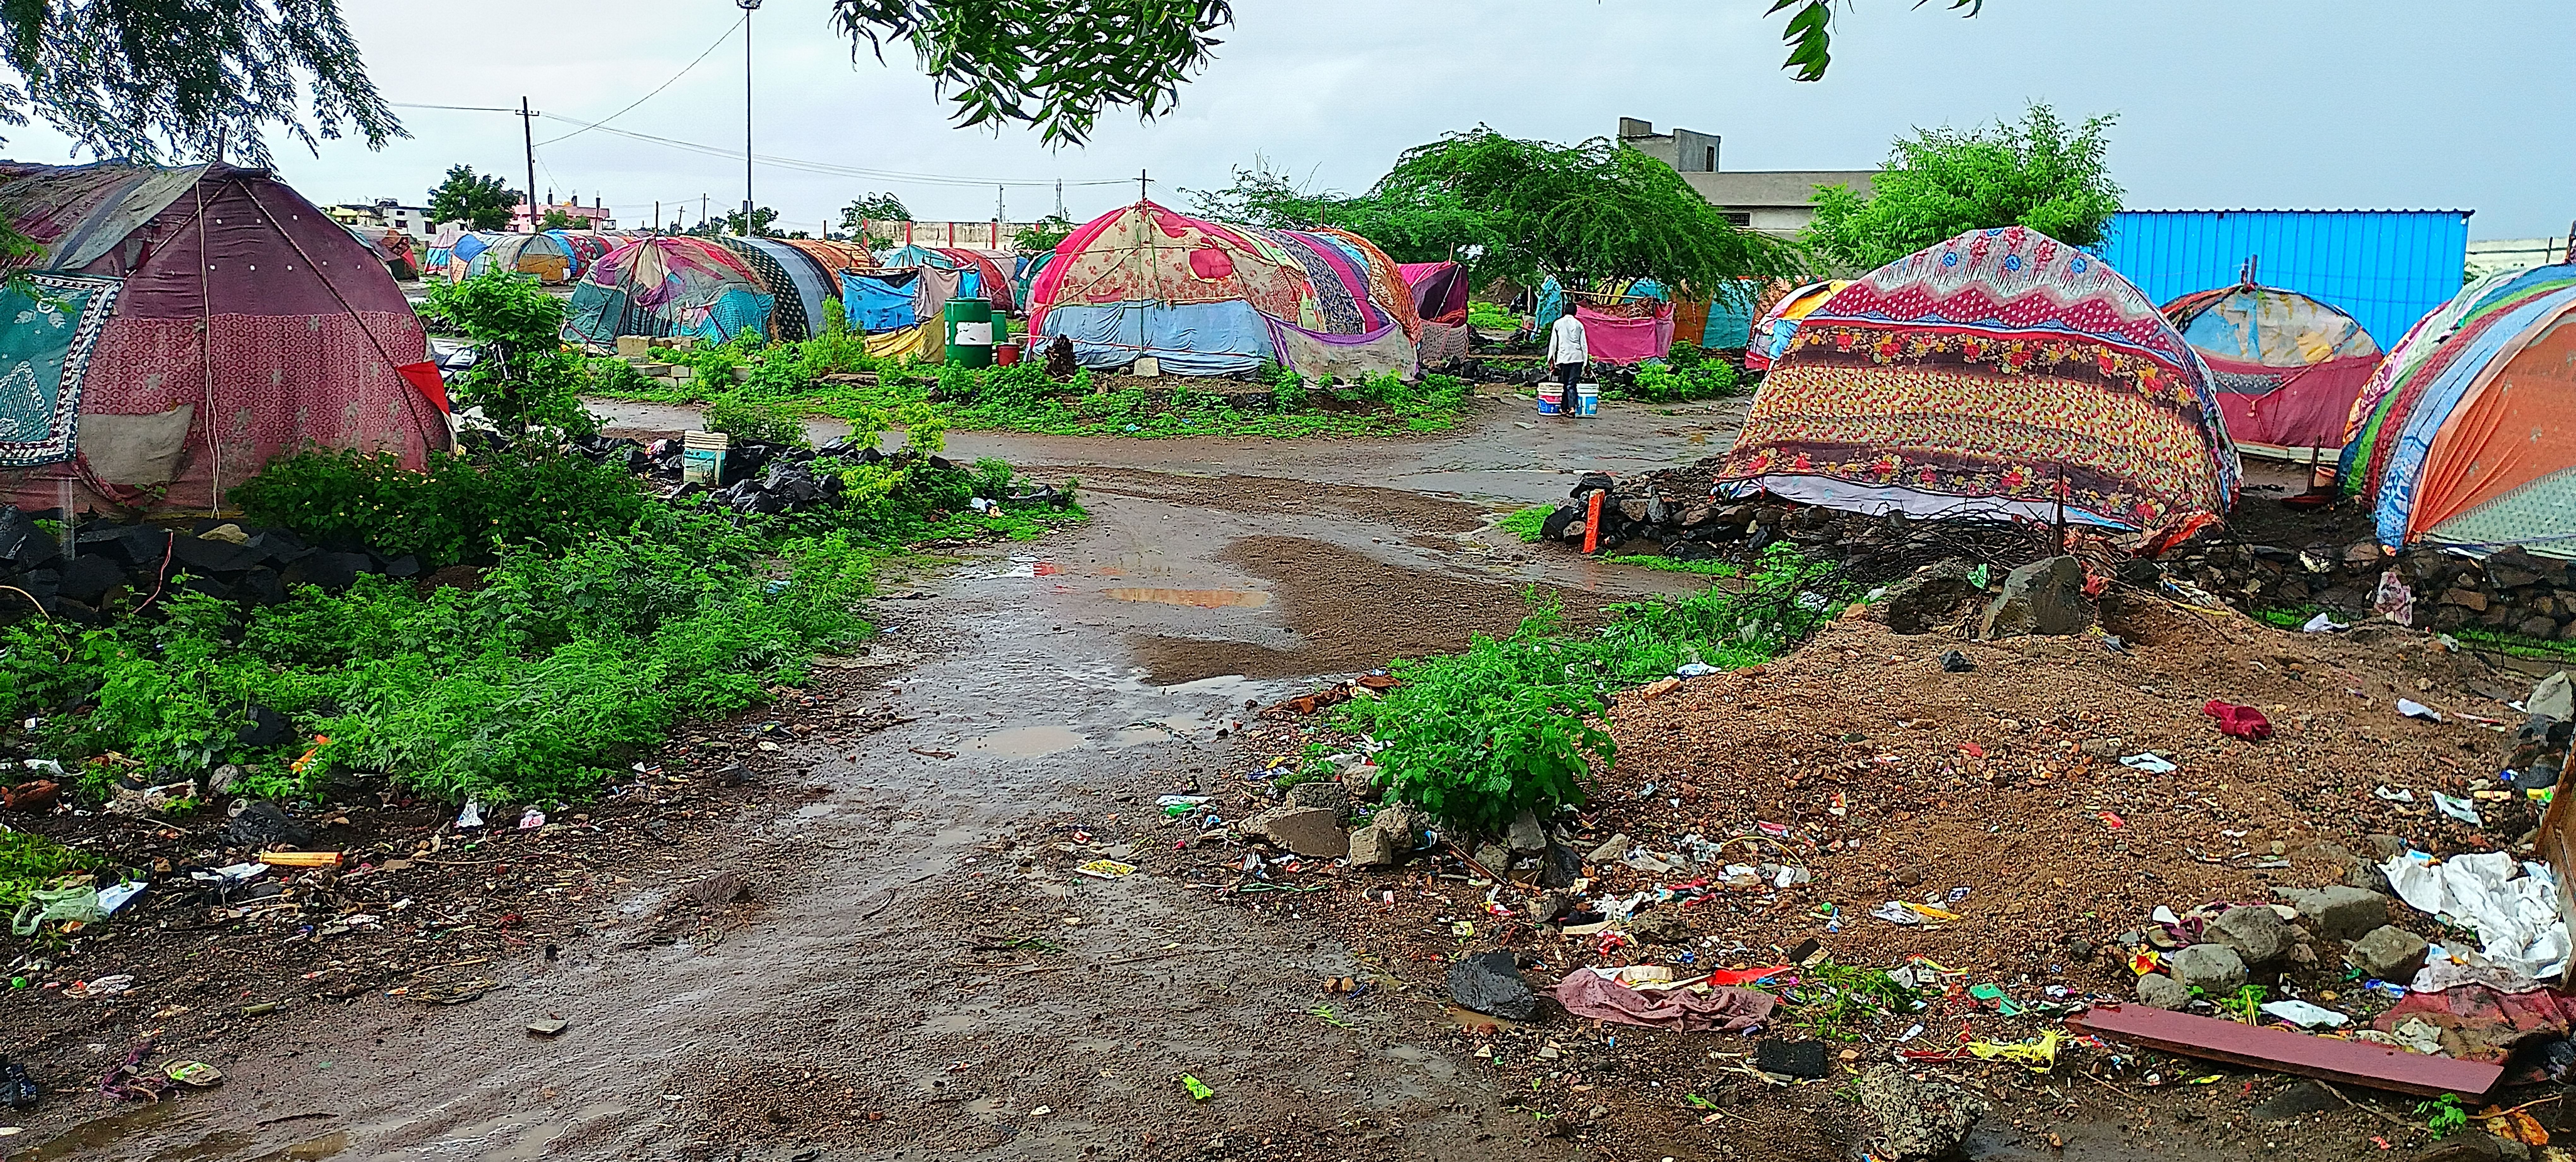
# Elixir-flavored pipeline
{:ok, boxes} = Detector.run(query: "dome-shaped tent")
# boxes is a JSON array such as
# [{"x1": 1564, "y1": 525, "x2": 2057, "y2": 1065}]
[
  {"x1": 562, "y1": 237, "x2": 774, "y2": 347},
  {"x1": 1744, "y1": 280, "x2": 1852, "y2": 372},
  {"x1": 2336, "y1": 262, "x2": 2576, "y2": 554},
  {"x1": 1025, "y1": 200, "x2": 1420, "y2": 378},
  {"x1": 456, "y1": 231, "x2": 575, "y2": 284},
  {"x1": 0, "y1": 161, "x2": 445, "y2": 514},
  {"x1": 546, "y1": 230, "x2": 624, "y2": 281},
  {"x1": 2161, "y1": 282, "x2": 2381, "y2": 458},
  {"x1": 1715, "y1": 226, "x2": 2240, "y2": 535}
]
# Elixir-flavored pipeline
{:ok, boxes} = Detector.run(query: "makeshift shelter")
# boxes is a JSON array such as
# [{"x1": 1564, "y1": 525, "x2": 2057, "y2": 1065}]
[
  {"x1": 546, "y1": 230, "x2": 623, "y2": 280},
  {"x1": 1744, "y1": 280, "x2": 1851, "y2": 371},
  {"x1": 2336, "y1": 262, "x2": 2576, "y2": 555},
  {"x1": 2161, "y1": 281, "x2": 2382, "y2": 460},
  {"x1": 342, "y1": 224, "x2": 420, "y2": 280},
  {"x1": 1530, "y1": 276, "x2": 1675, "y2": 365},
  {"x1": 880, "y1": 244, "x2": 1019, "y2": 314},
  {"x1": 452, "y1": 231, "x2": 575, "y2": 284},
  {"x1": 1399, "y1": 262, "x2": 1470, "y2": 324},
  {"x1": 0, "y1": 161, "x2": 445, "y2": 514},
  {"x1": 1715, "y1": 226, "x2": 2240, "y2": 536},
  {"x1": 562, "y1": 237, "x2": 773, "y2": 347},
  {"x1": 717, "y1": 236, "x2": 866, "y2": 343},
  {"x1": 1024, "y1": 201, "x2": 1421, "y2": 379}
]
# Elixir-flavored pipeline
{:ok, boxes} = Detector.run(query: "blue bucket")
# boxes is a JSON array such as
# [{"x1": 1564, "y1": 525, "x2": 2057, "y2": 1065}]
[
  {"x1": 1536, "y1": 386, "x2": 1563, "y2": 416},
  {"x1": 1575, "y1": 384, "x2": 1601, "y2": 416}
]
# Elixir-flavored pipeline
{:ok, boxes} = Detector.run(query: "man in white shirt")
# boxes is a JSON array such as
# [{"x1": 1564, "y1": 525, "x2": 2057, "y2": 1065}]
[{"x1": 1545, "y1": 305, "x2": 1587, "y2": 417}]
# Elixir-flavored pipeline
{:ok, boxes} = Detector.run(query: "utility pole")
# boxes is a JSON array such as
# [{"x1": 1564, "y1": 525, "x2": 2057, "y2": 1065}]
[
  {"x1": 1138, "y1": 169, "x2": 1148, "y2": 204},
  {"x1": 519, "y1": 97, "x2": 538, "y2": 234},
  {"x1": 738, "y1": 0, "x2": 762, "y2": 235},
  {"x1": 1055, "y1": 179, "x2": 1065, "y2": 220},
  {"x1": 654, "y1": 200, "x2": 661, "y2": 232}
]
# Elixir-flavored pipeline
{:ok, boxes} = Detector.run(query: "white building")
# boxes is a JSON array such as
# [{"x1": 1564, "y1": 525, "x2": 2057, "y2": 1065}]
[
  {"x1": 1619, "y1": 117, "x2": 1875, "y2": 238},
  {"x1": 2467, "y1": 237, "x2": 2571, "y2": 278},
  {"x1": 329, "y1": 199, "x2": 445, "y2": 238}
]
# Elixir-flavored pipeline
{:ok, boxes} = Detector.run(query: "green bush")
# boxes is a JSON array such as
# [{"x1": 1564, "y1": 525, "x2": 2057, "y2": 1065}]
[
  {"x1": 1499, "y1": 505, "x2": 1551, "y2": 543},
  {"x1": 1628, "y1": 359, "x2": 1741, "y2": 402},
  {"x1": 231, "y1": 447, "x2": 646, "y2": 569},
  {"x1": 422, "y1": 267, "x2": 591, "y2": 434},
  {"x1": 703, "y1": 392, "x2": 809, "y2": 447}
]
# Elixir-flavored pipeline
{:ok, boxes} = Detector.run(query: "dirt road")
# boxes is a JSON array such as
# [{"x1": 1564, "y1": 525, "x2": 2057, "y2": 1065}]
[{"x1": 28, "y1": 397, "x2": 1750, "y2": 1161}]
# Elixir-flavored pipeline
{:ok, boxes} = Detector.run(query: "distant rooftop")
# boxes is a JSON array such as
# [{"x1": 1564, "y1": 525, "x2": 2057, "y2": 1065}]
[{"x1": 1681, "y1": 170, "x2": 1874, "y2": 209}]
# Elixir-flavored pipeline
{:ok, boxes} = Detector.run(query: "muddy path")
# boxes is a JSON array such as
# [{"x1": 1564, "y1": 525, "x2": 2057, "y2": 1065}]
[{"x1": 25, "y1": 401, "x2": 1740, "y2": 1161}]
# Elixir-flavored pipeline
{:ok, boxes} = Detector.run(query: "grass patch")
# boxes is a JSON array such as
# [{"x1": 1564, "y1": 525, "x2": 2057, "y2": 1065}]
[
  {"x1": 583, "y1": 335, "x2": 1475, "y2": 440},
  {"x1": 3, "y1": 446, "x2": 1083, "y2": 807},
  {"x1": 1603, "y1": 553, "x2": 1740, "y2": 578},
  {"x1": 2455, "y1": 625, "x2": 2576, "y2": 663},
  {"x1": 1498, "y1": 505, "x2": 1552, "y2": 543},
  {"x1": 1339, "y1": 544, "x2": 1846, "y2": 836},
  {"x1": 1774, "y1": 960, "x2": 1921, "y2": 1041}
]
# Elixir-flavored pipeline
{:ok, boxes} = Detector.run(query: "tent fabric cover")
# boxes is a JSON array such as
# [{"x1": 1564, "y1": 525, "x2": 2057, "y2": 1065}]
[
  {"x1": 864, "y1": 320, "x2": 941, "y2": 362},
  {"x1": 463, "y1": 232, "x2": 573, "y2": 284},
  {"x1": 1398, "y1": 261, "x2": 1470, "y2": 325},
  {"x1": 0, "y1": 162, "x2": 442, "y2": 513},
  {"x1": 547, "y1": 231, "x2": 623, "y2": 280},
  {"x1": 1025, "y1": 201, "x2": 1417, "y2": 374},
  {"x1": 1745, "y1": 280, "x2": 1851, "y2": 371},
  {"x1": 564, "y1": 237, "x2": 772, "y2": 347},
  {"x1": 1042, "y1": 300, "x2": 1273, "y2": 375},
  {"x1": 840, "y1": 270, "x2": 922, "y2": 333},
  {"x1": 1417, "y1": 320, "x2": 1471, "y2": 369},
  {"x1": 1715, "y1": 226, "x2": 2240, "y2": 535},
  {"x1": 718, "y1": 237, "x2": 838, "y2": 342},
  {"x1": 1271, "y1": 317, "x2": 1416, "y2": 383},
  {"x1": 2162, "y1": 283, "x2": 2381, "y2": 454},
  {"x1": 0, "y1": 273, "x2": 120, "y2": 465},
  {"x1": 2343, "y1": 265, "x2": 2576, "y2": 503},
  {"x1": 1576, "y1": 304, "x2": 1674, "y2": 365}
]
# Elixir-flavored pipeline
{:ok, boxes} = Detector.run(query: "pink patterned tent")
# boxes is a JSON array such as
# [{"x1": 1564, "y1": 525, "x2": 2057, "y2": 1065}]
[{"x1": 0, "y1": 162, "x2": 446, "y2": 516}]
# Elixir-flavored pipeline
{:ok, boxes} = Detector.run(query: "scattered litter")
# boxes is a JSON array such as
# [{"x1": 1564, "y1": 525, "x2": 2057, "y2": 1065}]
[
  {"x1": 526, "y1": 1017, "x2": 570, "y2": 1037},
  {"x1": 12, "y1": 883, "x2": 103, "y2": 936},
  {"x1": 1449, "y1": 951, "x2": 1537, "y2": 1020},
  {"x1": 2301, "y1": 612, "x2": 2350, "y2": 633},
  {"x1": 1939, "y1": 650, "x2": 1975, "y2": 673},
  {"x1": 2374, "y1": 786, "x2": 2417, "y2": 803},
  {"x1": 1751, "y1": 1039, "x2": 1828, "y2": 1079},
  {"x1": 2382, "y1": 851, "x2": 2569, "y2": 977},
  {"x1": 1673, "y1": 662, "x2": 1720, "y2": 678},
  {"x1": 2374, "y1": 570, "x2": 2416, "y2": 626},
  {"x1": 2120, "y1": 754, "x2": 2179, "y2": 774},
  {"x1": 1902, "y1": 1030, "x2": 2062, "y2": 1072},
  {"x1": 2431, "y1": 792, "x2": 2483, "y2": 826},
  {"x1": 256, "y1": 851, "x2": 342, "y2": 869},
  {"x1": 456, "y1": 799, "x2": 485, "y2": 829},
  {"x1": 162, "y1": 1061, "x2": 223, "y2": 1087},
  {"x1": 63, "y1": 974, "x2": 133, "y2": 999},
  {"x1": 1871, "y1": 901, "x2": 1925, "y2": 926},
  {"x1": 1071, "y1": 859, "x2": 1137, "y2": 880},
  {"x1": 1179, "y1": 1074, "x2": 1214, "y2": 1101},
  {"x1": 2259, "y1": 1000, "x2": 2350, "y2": 1029},
  {"x1": 95, "y1": 882, "x2": 145, "y2": 916},
  {"x1": 2398, "y1": 699, "x2": 2446, "y2": 723},
  {"x1": 1552, "y1": 968, "x2": 1776, "y2": 1032},
  {"x1": 517, "y1": 808, "x2": 546, "y2": 830}
]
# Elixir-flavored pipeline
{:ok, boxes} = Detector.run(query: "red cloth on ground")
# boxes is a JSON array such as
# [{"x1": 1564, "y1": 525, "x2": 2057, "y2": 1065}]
[
  {"x1": 1551, "y1": 970, "x2": 1776, "y2": 1032},
  {"x1": 2203, "y1": 700, "x2": 2273, "y2": 740}
]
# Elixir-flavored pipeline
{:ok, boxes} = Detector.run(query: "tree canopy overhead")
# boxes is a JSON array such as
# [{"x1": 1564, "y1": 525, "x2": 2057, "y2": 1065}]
[
  {"x1": 1194, "y1": 129, "x2": 1805, "y2": 296},
  {"x1": 1804, "y1": 104, "x2": 2122, "y2": 273},
  {"x1": 831, "y1": 0, "x2": 1233, "y2": 145},
  {"x1": 1768, "y1": 0, "x2": 1984, "y2": 81}
]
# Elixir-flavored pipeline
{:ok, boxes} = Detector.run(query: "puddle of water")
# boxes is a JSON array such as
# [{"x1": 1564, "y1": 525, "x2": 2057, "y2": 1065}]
[
  {"x1": 963, "y1": 725, "x2": 1086, "y2": 758},
  {"x1": 250, "y1": 1130, "x2": 350, "y2": 1161},
  {"x1": 18, "y1": 1099, "x2": 197, "y2": 1160},
  {"x1": 1103, "y1": 587, "x2": 1269, "y2": 608}
]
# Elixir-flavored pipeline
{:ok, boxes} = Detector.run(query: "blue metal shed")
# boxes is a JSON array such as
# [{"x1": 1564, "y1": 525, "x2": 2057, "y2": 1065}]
[{"x1": 2093, "y1": 210, "x2": 2472, "y2": 350}]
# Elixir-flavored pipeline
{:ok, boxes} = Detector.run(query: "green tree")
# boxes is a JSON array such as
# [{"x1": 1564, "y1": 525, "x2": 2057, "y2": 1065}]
[
  {"x1": 1360, "y1": 128, "x2": 1805, "y2": 293},
  {"x1": 429, "y1": 166, "x2": 520, "y2": 232},
  {"x1": 1186, "y1": 165, "x2": 1500, "y2": 267},
  {"x1": 692, "y1": 206, "x2": 781, "y2": 237},
  {"x1": 1804, "y1": 104, "x2": 2121, "y2": 272},
  {"x1": 831, "y1": 1, "x2": 1232, "y2": 144},
  {"x1": 840, "y1": 192, "x2": 911, "y2": 234},
  {"x1": 538, "y1": 208, "x2": 597, "y2": 231},
  {"x1": 0, "y1": 0, "x2": 400, "y2": 166},
  {"x1": 1012, "y1": 214, "x2": 1074, "y2": 254}
]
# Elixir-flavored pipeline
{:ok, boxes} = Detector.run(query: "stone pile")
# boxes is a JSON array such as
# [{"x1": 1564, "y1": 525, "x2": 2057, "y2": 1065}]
[{"x1": 0, "y1": 511, "x2": 416, "y2": 625}]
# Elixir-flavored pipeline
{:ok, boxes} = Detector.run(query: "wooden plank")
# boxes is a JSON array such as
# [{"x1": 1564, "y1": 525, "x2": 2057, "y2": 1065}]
[{"x1": 2069, "y1": 1003, "x2": 2503, "y2": 1098}]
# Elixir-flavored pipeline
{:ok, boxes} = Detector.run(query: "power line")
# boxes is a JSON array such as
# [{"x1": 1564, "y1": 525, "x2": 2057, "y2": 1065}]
[
  {"x1": 390, "y1": 102, "x2": 520, "y2": 113},
  {"x1": 534, "y1": 16, "x2": 745, "y2": 148},
  {"x1": 533, "y1": 111, "x2": 1132, "y2": 191}
]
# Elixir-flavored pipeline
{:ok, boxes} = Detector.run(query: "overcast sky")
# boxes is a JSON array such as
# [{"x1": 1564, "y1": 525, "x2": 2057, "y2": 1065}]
[{"x1": 6, "y1": 1, "x2": 2564, "y2": 237}]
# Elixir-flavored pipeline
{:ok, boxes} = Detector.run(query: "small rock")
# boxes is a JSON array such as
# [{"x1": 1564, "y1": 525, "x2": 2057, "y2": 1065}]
[
  {"x1": 1939, "y1": 649, "x2": 1975, "y2": 673},
  {"x1": 1371, "y1": 804, "x2": 1428, "y2": 850},
  {"x1": 1527, "y1": 891, "x2": 1575, "y2": 924},
  {"x1": 1856, "y1": 1063, "x2": 1990, "y2": 1160},
  {"x1": 2346, "y1": 860, "x2": 2395, "y2": 894},
  {"x1": 526, "y1": 1017, "x2": 569, "y2": 1037},
  {"x1": 1472, "y1": 841, "x2": 1512, "y2": 877},
  {"x1": 1629, "y1": 912, "x2": 1690, "y2": 944},
  {"x1": 1244, "y1": 806, "x2": 1350, "y2": 859},
  {"x1": 1586, "y1": 832, "x2": 1632, "y2": 865},
  {"x1": 1285, "y1": 779, "x2": 1351, "y2": 817},
  {"x1": 2135, "y1": 973, "x2": 2192, "y2": 1010},
  {"x1": 1346, "y1": 824, "x2": 1402, "y2": 868},
  {"x1": 2079, "y1": 737, "x2": 2124, "y2": 758},
  {"x1": 2348, "y1": 925, "x2": 2430, "y2": 981},
  {"x1": 1506, "y1": 809, "x2": 1547, "y2": 853},
  {"x1": 1448, "y1": 950, "x2": 1535, "y2": 1020},
  {"x1": 2208, "y1": 905, "x2": 2294, "y2": 965},
  {"x1": 2277, "y1": 884, "x2": 2390, "y2": 941},
  {"x1": 2168, "y1": 943, "x2": 2249, "y2": 991},
  {"x1": 2250, "y1": 1080, "x2": 2342, "y2": 1122},
  {"x1": 2414, "y1": 1132, "x2": 2508, "y2": 1162},
  {"x1": 2366, "y1": 833, "x2": 2409, "y2": 860},
  {"x1": 1977, "y1": 556, "x2": 2098, "y2": 639}
]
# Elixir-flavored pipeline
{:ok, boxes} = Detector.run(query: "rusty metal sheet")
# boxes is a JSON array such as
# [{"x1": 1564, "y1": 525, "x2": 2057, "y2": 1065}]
[{"x1": 2070, "y1": 1003, "x2": 2503, "y2": 1098}]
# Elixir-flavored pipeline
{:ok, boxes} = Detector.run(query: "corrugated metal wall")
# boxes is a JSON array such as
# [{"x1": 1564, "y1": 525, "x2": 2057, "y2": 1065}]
[{"x1": 2094, "y1": 210, "x2": 2472, "y2": 349}]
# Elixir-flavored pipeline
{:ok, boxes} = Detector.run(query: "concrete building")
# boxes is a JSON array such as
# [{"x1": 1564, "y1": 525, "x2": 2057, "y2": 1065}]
[
  {"x1": 1618, "y1": 118, "x2": 1874, "y2": 237},
  {"x1": 511, "y1": 194, "x2": 618, "y2": 233},
  {"x1": 2467, "y1": 237, "x2": 2571, "y2": 278},
  {"x1": 327, "y1": 199, "x2": 445, "y2": 238}
]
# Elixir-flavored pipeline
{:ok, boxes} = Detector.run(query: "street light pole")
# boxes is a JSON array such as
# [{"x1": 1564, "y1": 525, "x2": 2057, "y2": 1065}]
[{"x1": 738, "y1": 0, "x2": 761, "y2": 235}]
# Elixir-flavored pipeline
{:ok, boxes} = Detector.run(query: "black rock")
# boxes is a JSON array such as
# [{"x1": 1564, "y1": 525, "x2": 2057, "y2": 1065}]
[
  {"x1": 235, "y1": 566, "x2": 287, "y2": 606},
  {"x1": 1447, "y1": 950, "x2": 1537, "y2": 1021},
  {"x1": 381, "y1": 554, "x2": 423, "y2": 579},
  {"x1": 1539, "y1": 842, "x2": 1583, "y2": 889},
  {"x1": 1666, "y1": 539, "x2": 1716, "y2": 562},
  {"x1": 284, "y1": 551, "x2": 374, "y2": 592},
  {"x1": 1572, "y1": 472, "x2": 1614, "y2": 497},
  {"x1": 42, "y1": 595, "x2": 99, "y2": 624},
  {"x1": 1541, "y1": 506, "x2": 1577, "y2": 541},
  {"x1": 170, "y1": 534, "x2": 262, "y2": 575},
  {"x1": 1751, "y1": 1039, "x2": 1828, "y2": 1079},
  {"x1": 56, "y1": 554, "x2": 126, "y2": 603},
  {"x1": 1940, "y1": 649, "x2": 1976, "y2": 673},
  {"x1": 244, "y1": 530, "x2": 312, "y2": 568},
  {"x1": 226, "y1": 801, "x2": 313, "y2": 848}
]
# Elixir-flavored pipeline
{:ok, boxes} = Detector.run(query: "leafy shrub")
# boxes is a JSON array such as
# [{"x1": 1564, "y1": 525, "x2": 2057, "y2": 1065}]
[
  {"x1": 1466, "y1": 301, "x2": 1518, "y2": 331},
  {"x1": 422, "y1": 267, "x2": 590, "y2": 434},
  {"x1": 1499, "y1": 505, "x2": 1551, "y2": 543},
  {"x1": 232, "y1": 447, "x2": 646, "y2": 568},
  {"x1": 703, "y1": 392, "x2": 809, "y2": 447},
  {"x1": 1629, "y1": 358, "x2": 1741, "y2": 402}
]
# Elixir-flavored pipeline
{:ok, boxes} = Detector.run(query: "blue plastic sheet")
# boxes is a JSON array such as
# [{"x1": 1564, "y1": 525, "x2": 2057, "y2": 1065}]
[
  {"x1": 839, "y1": 271, "x2": 920, "y2": 332},
  {"x1": 2375, "y1": 287, "x2": 2576, "y2": 544},
  {"x1": 1035, "y1": 300, "x2": 1273, "y2": 374}
]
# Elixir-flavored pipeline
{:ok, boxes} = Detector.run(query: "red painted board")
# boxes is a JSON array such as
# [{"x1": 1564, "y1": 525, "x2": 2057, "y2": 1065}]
[{"x1": 2069, "y1": 1003, "x2": 2502, "y2": 1098}]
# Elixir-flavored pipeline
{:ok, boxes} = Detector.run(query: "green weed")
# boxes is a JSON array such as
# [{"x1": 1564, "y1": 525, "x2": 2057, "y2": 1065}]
[
  {"x1": 1498, "y1": 506, "x2": 1552, "y2": 543},
  {"x1": 1603, "y1": 553, "x2": 1740, "y2": 577}
]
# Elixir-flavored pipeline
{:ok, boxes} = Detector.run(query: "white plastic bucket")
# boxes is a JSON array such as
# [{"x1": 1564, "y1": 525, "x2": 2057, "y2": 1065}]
[
  {"x1": 1536, "y1": 386, "x2": 1563, "y2": 416},
  {"x1": 1574, "y1": 384, "x2": 1601, "y2": 416}
]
